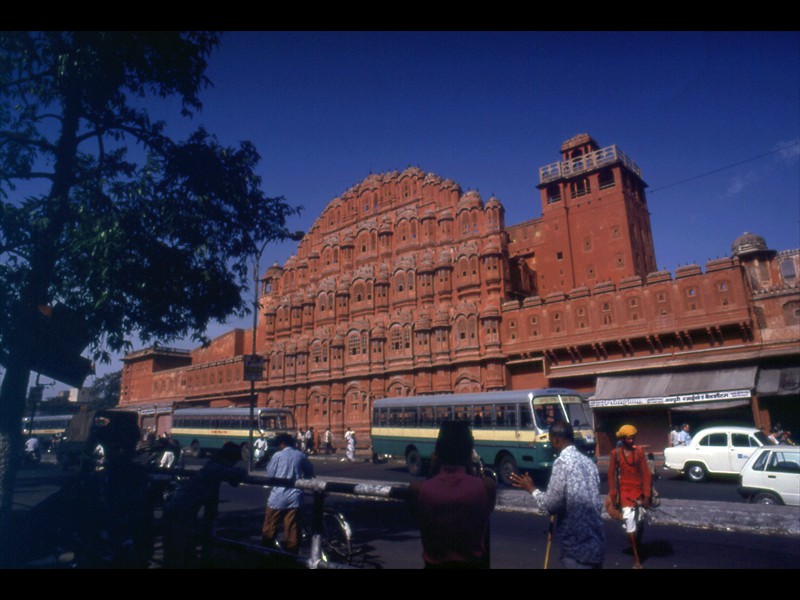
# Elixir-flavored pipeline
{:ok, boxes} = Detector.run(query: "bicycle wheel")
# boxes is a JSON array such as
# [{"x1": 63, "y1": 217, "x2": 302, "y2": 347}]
[{"x1": 321, "y1": 511, "x2": 352, "y2": 563}]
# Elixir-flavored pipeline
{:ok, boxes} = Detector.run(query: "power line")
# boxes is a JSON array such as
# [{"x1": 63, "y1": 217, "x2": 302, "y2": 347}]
[{"x1": 649, "y1": 140, "x2": 800, "y2": 194}]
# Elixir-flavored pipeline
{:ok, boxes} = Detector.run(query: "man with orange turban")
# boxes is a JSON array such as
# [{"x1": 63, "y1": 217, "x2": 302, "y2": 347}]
[{"x1": 608, "y1": 424, "x2": 651, "y2": 569}]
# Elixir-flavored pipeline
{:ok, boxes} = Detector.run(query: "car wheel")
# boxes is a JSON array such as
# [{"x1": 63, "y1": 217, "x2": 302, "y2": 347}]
[
  {"x1": 497, "y1": 454, "x2": 518, "y2": 486},
  {"x1": 406, "y1": 449, "x2": 424, "y2": 476},
  {"x1": 753, "y1": 492, "x2": 782, "y2": 505},
  {"x1": 686, "y1": 463, "x2": 707, "y2": 482}
]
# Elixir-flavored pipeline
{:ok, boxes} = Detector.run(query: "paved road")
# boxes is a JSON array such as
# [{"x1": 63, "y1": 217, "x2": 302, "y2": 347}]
[{"x1": 8, "y1": 450, "x2": 799, "y2": 569}]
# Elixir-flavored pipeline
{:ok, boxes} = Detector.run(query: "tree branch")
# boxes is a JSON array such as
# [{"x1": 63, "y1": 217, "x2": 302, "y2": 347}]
[{"x1": 0, "y1": 130, "x2": 55, "y2": 154}]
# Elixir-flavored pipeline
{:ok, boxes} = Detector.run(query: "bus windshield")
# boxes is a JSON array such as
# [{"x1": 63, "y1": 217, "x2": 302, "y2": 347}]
[
  {"x1": 259, "y1": 411, "x2": 294, "y2": 432},
  {"x1": 531, "y1": 395, "x2": 589, "y2": 431}
]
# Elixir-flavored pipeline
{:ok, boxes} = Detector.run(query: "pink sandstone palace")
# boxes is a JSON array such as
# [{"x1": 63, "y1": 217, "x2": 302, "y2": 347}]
[{"x1": 119, "y1": 134, "x2": 800, "y2": 457}]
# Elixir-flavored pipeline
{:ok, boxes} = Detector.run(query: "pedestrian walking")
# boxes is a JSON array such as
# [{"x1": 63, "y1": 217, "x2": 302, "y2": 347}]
[
  {"x1": 669, "y1": 425, "x2": 681, "y2": 447},
  {"x1": 305, "y1": 426, "x2": 316, "y2": 455},
  {"x1": 261, "y1": 433, "x2": 314, "y2": 553},
  {"x1": 344, "y1": 425, "x2": 356, "y2": 462},
  {"x1": 510, "y1": 420, "x2": 605, "y2": 569},
  {"x1": 608, "y1": 424, "x2": 652, "y2": 569},
  {"x1": 323, "y1": 427, "x2": 334, "y2": 455},
  {"x1": 678, "y1": 423, "x2": 692, "y2": 446}
]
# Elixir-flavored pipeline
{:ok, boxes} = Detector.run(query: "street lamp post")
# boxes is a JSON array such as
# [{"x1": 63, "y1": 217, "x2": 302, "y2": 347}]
[
  {"x1": 246, "y1": 232, "x2": 303, "y2": 472},
  {"x1": 246, "y1": 249, "x2": 264, "y2": 473}
]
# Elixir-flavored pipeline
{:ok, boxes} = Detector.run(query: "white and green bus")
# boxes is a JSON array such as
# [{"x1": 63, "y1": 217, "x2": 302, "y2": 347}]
[
  {"x1": 371, "y1": 388, "x2": 595, "y2": 485},
  {"x1": 171, "y1": 407, "x2": 295, "y2": 461}
]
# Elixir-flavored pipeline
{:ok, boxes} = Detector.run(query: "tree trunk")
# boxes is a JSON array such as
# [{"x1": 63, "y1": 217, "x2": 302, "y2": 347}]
[{"x1": 0, "y1": 351, "x2": 33, "y2": 566}]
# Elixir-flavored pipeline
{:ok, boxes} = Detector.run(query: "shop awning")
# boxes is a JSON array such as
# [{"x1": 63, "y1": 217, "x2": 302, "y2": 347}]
[
  {"x1": 756, "y1": 367, "x2": 800, "y2": 397},
  {"x1": 589, "y1": 366, "x2": 757, "y2": 409}
]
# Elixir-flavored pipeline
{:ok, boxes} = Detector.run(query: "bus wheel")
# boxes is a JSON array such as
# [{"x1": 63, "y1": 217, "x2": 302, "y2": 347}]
[
  {"x1": 406, "y1": 449, "x2": 424, "y2": 476},
  {"x1": 497, "y1": 454, "x2": 518, "y2": 486}
]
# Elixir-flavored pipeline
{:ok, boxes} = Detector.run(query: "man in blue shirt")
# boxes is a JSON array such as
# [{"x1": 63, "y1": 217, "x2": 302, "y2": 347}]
[
  {"x1": 677, "y1": 423, "x2": 692, "y2": 446},
  {"x1": 510, "y1": 421, "x2": 605, "y2": 569},
  {"x1": 261, "y1": 433, "x2": 314, "y2": 553}
]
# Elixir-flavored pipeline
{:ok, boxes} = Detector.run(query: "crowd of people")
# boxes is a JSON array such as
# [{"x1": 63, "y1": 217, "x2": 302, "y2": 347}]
[{"x1": 286, "y1": 425, "x2": 359, "y2": 462}]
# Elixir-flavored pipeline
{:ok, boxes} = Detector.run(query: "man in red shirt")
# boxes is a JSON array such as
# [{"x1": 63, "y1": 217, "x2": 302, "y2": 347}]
[
  {"x1": 407, "y1": 421, "x2": 496, "y2": 568},
  {"x1": 608, "y1": 424, "x2": 651, "y2": 569}
]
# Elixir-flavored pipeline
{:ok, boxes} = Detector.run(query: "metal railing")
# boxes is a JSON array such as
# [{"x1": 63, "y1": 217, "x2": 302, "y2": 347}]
[
  {"x1": 539, "y1": 145, "x2": 642, "y2": 183},
  {"x1": 155, "y1": 467, "x2": 411, "y2": 569}
]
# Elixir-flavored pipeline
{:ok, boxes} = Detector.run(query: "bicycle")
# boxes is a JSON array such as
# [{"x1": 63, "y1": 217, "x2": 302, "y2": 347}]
[{"x1": 265, "y1": 506, "x2": 353, "y2": 565}]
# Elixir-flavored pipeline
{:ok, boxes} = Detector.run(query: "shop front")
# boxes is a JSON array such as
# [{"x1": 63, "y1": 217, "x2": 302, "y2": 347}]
[{"x1": 589, "y1": 366, "x2": 758, "y2": 457}]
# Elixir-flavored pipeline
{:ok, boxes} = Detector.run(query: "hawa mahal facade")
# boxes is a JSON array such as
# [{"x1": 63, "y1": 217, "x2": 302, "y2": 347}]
[{"x1": 120, "y1": 134, "x2": 800, "y2": 455}]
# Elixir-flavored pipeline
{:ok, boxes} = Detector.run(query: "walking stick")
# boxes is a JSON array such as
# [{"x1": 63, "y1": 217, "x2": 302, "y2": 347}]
[{"x1": 543, "y1": 514, "x2": 555, "y2": 569}]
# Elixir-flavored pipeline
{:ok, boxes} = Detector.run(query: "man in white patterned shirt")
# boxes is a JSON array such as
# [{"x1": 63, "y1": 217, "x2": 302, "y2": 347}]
[{"x1": 510, "y1": 421, "x2": 605, "y2": 569}]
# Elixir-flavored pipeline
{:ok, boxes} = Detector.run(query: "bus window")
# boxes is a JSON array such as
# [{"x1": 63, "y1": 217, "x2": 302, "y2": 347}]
[
  {"x1": 389, "y1": 408, "x2": 403, "y2": 425},
  {"x1": 496, "y1": 405, "x2": 517, "y2": 428},
  {"x1": 534, "y1": 404, "x2": 559, "y2": 431},
  {"x1": 420, "y1": 406, "x2": 435, "y2": 426},
  {"x1": 473, "y1": 406, "x2": 491, "y2": 428},
  {"x1": 452, "y1": 405, "x2": 471, "y2": 422},
  {"x1": 434, "y1": 405, "x2": 452, "y2": 424},
  {"x1": 564, "y1": 401, "x2": 591, "y2": 428},
  {"x1": 520, "y1": 405, "x2": 534, "y2": 429}
]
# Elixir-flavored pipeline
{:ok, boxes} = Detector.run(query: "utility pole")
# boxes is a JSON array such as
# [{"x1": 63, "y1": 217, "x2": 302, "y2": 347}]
[
  {"x1": 246, "y1": 248, "x2": 265, "y2": 472},
  {"x1": 246, "y1": 231, "x2": 304, "y2": 472}
]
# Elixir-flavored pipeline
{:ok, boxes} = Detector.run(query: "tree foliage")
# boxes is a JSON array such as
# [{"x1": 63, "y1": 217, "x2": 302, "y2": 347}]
[
  {"x1": 85, "y1": 370, "x2": 122, "y2": 411},
  {"x1": 0, "y1": 31, "x2": 301, "y2": 539}
]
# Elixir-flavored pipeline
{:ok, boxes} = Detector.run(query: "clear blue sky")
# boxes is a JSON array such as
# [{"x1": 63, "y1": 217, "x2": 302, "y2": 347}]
[{"x1": 37, "y1": 31, "x2": 800, "y2": 389}]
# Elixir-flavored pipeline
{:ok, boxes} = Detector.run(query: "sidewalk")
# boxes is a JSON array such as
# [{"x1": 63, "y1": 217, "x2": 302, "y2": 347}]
[{"x1": 307, "y1": 449, "x2": 800, "y2": 537}]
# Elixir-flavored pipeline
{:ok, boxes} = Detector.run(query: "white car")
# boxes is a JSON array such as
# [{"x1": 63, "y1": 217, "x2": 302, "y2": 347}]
[
  {"x1": 663, "y1": 426, "x2": 771, "y2": 482},
  {"x1": 738, "y1": 445, "x2": 800, "y2": 506}
]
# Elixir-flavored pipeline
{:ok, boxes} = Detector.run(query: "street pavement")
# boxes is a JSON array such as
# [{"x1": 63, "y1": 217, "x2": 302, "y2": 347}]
[
  {"x1": 312, "y1": 450, "x2": 800, "y2": 538},
  {"x1": 7, "y1": 448, "x2": 798, "y2": 569}
]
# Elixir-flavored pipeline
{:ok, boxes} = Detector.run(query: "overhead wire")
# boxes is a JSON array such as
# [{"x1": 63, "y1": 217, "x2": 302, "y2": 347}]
[{"x1": 648, "y1": 140, "x2": 799, "y2": 194}]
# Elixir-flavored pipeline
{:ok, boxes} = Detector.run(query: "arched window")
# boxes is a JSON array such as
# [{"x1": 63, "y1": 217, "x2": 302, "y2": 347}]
[
  {"x1": 391, "y1": 327, "x2": 403, "y2": 351},
  {"x1": 598, "y1": 169, "x2": 615, "y2": 189},
  {"x1": 348, "y1": 333, "x2": 360, "y2": 356},
  {"x1": 354, "y1": 282, "x2": 365, "y2": 303},
  {"x1": 780, "y1": 259, "x2": 797, "y2": 281},
  {"x1": 398, "y1": 221, "x2": 409, "y2": 242},
  {"x1": 457, "y1": 317, "x2": 468, "y2": 341}
]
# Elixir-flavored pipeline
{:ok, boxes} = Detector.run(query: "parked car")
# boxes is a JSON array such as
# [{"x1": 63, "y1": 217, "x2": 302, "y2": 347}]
[
  {"x1": 738, "y1": 445, "x2": 800, "y2": 506},
  {"x1": 663, "y1": 426, "x2": 772, "y2": 482}
]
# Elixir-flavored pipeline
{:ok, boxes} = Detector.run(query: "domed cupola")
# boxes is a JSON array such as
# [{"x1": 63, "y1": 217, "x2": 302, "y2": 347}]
[{"x1": 732, "y1": 232, "x2": 769, "y2": 259}]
